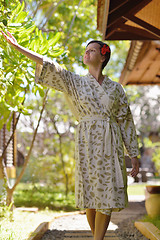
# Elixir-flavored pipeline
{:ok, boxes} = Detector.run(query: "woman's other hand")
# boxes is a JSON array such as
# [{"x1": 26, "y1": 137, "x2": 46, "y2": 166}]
[{"x1": 130, "y1": 157, "x2": 139, "y2": 177}]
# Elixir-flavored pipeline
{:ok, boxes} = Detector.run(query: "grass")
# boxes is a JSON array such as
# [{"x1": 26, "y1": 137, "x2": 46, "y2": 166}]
[
  {"x1": 14, "y1": 183, "x2": 77, "y2": 211},
  {"x1": 127, "y1": 183, "x2": 147, "y2": 195},
  {"x1": 140, "y1": 215, "x2": 160, "y2": 230},
  {"x1": 0, "y1": 209, "x2": 64, "y2": 240},
  {"x1": 0, "y1": 183, "x2": 77, "y2": 240}
]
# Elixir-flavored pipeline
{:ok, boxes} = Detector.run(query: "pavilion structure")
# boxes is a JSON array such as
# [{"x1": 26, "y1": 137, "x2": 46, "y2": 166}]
[
  {"x1": 97, "y1": 0, "x2": 160, "y2": 85},
  {"x1": 97, "y1": 0, "x2": 160, "y2": 41},
  {"x1": 119, "y1": 40, "x2": 160, "y2": 85}
]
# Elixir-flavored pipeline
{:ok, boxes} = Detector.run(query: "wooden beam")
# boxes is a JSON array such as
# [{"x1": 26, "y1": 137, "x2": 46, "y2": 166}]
[
  {"x1": 142, "y1": 61, "x2": 160, "y2": 82},
  {"x1": 109, "y1": 0, "x2": 128, "y2": 14},
  {"x1": 119, "y1": 25, "x2": 160, "y2": 40},
  {"x1": 102, "y1": 0, "x2": 110, "y2": 40},
  {"x1": 107, "y1": 0, "x2": 151, "y2": 28},
  {"x1": 106, "y1": 18, "x2": 126, "y2": 38},
  {"x1": 126, "y1": 82, "x2": 160, "y2": 85},
  {"x1": 105, "y1": 30, "x2": 152, "y2": 40},
  {"x1": 123, "y1": 15, "x2": 160, "y2": 39},
  {"x1": 106, "y1": 17, "x2": 159, "y2": 40}
]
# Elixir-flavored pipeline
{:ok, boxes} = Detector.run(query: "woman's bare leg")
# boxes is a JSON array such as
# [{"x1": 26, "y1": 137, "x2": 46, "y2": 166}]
[
  {"x1": 86, "y1": 209, "x2": 96, "y2": 235},
  {"x1": 94, "y1": 211, "x2": 111, "y2": 240}
]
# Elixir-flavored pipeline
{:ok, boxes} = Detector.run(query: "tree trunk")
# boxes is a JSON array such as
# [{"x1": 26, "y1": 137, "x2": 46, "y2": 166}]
[
  {"x1": 49, "y1": 114, "x2": 69, "y2": 197},
  {"x1": 4, "y1": 89, "x2": 49, "y2": 209},
  {"x1": 59, "y1": 136, "x2": 68, "y2": 197},
  {"x1": 6, "y1": 188, "x2": 13, "y2": 209},
  {"x1": 11, "y1": 89, "x2": 49, "y2": 193}
]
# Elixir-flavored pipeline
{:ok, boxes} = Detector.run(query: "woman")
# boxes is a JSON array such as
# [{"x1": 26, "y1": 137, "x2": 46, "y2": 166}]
[{"x1": 1, "y1": 31, "x2": 139, "y2": 240}]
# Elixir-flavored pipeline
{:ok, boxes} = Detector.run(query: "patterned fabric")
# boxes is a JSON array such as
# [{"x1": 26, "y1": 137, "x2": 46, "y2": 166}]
[
  {"x1": 97, "y1": 208, "x2": 112, "y2": 216},
  {"x1": 35, "y1": 57, "x2": 139, "y2": 212}
]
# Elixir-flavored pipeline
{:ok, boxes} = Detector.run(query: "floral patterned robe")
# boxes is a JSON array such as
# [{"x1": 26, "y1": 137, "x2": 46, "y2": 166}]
[{"x1": 35, "y1": 57, "x2": 139, "y2": 212}]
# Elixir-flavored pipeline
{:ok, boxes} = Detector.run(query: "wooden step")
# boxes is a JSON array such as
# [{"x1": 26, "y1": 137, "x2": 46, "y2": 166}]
[{"x1": 64, "y1": 230, "x2": 119, "y2": 239}]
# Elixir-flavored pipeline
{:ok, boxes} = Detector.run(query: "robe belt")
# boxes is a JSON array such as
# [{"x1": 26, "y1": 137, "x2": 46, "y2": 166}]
[
  {"x1": 79, "y1": 115, "x2": 125, "y2": 188},
  {"x1": 79, "y1": 115, "x2": 112, "y2": 122}
]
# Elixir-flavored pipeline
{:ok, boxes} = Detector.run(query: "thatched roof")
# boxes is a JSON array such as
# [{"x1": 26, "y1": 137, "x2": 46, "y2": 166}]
[
  {"x1": 119, "y1": 40, "x2": 160, "y2": 85},
  {"x1": 97, "y1": 0, "x2": 160, "y2": 40}
]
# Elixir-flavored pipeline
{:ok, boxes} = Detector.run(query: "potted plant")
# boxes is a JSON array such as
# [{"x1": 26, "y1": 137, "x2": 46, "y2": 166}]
[{"x1": 145, "y1": 185, "x2": 160, "y2": 218}]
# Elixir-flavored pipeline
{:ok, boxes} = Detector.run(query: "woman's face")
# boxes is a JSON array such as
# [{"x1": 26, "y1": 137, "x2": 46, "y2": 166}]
[{"x1": 83, "y1": 42, "x2": 104, "y2": 67}]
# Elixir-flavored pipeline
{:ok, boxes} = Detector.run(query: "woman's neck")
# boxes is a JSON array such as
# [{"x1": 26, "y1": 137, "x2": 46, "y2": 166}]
[{"x1": 89, "y1": 66, "x2": 104, "y2": 84}]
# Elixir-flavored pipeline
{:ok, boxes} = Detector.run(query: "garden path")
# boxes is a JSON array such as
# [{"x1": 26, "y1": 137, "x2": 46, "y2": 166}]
[{"x1": 41, "y1": 195, "x2": 148, "y2": 239}]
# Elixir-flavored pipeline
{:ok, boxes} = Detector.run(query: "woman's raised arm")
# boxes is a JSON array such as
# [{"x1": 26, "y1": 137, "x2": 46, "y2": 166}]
[{"x1": 1, "y1": 31, "x2": 43, "y2": 65}]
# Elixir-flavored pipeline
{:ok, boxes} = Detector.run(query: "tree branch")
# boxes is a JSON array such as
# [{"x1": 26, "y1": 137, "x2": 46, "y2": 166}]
[
  {"x1": 40, "y1": 0, "x2": 65, "y2": 29},
  {"x1": 64, "y1": 0, "x2": 83, "y2": 45},
  {"x1": 32, "y1": 0, "x2": 43, "y2": 19},
  {"x1": 0, "y1": 92, "x2": 26, "y2": 187},
  {"x1": 46, "y1": 111, "x2": 68, "y2": 196},
  {"x1": 40, "y1": 28, "x2": 57, "y2": 33},
  {"x1": 11, "y1": 89, "x2": 49, "y2": 192}
]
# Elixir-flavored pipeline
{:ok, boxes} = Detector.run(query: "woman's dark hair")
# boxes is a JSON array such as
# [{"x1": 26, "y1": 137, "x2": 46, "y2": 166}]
[{"x1": 86, "y1": 40, "x2": 111, "y2": 70}]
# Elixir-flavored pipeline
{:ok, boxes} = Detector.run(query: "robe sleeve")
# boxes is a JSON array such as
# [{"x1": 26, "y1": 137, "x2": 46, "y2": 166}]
[
  {"x1": 115, "y1": 84, "x2": 139, "y2": 158},
  {"x1": 35, "y1": 56, "x2": 78, "y2": 95}
]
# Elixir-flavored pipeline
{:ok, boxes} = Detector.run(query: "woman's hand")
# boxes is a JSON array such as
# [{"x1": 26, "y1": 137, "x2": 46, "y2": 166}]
[
  {"x1": 1, "y1": 30, "x2": 18, "y2": 48},
  {"x1": 130, "y1": 157, "x2": 139, "y2": 177},
  {"x1": 1, "y1": 30, "x2": 43, "y2": 65}
]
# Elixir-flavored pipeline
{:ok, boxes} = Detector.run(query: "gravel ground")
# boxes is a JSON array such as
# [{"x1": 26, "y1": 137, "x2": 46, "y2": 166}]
[
  {"x1": 41, "y1": 201, "x2": 148, "y2": 240},
  {"x1": 115, "y1": 214, "x2": 148, "y2": 240}
]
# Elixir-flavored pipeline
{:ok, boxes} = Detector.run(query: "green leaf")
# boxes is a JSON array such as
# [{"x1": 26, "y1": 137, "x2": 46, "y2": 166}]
[
  {"x1": 14, "y1": 11, "x2": 28, "y2": 23},
  {"x1": 6, "y1": 113, "x2": 13, "y2": 131},
  {"x1": 38, "y1": 88, "x2": 45, "y2": 98},
  {"x1": 11, "y1": 1, "x2": 24, "y2": 19},
  {"x1": 50, "y1": 48, "x2": 64, "y2": 57},
  {"x1": 29, "y1": 38, "x2": 40, "y2": 52},
  {"x1": 18, "y1": 104, "x2": 30, "y2": 115},
  {"x1": 2, "y1": 19, "x2": 7, "y2": 26},
  {"x1": 48, "y1": 32, "x2": 61, "y2": 47},
  {"x1": 18, "y1": 24, "x2": 36, "y2": 38},
  {"x1": 38, "y1": 29, "x2": 44, "y2": 42}
]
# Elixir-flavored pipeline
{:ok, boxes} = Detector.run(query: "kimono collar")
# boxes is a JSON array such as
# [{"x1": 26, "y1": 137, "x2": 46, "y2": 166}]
[{"x1": 86, "y1": 72, "x2": 108, "y2": 86}]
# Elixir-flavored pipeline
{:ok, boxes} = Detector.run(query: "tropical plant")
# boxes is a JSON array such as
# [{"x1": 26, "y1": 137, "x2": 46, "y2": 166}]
[{"x1": 0, "y1": 1, "x2": 63, "y2": 206}]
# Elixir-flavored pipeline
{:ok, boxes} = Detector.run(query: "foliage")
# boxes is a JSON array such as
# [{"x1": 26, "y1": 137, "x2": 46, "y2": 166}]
[
  {"x1": 25, "y1": 0, "x2": 101, "y2": 70},
  {"x1": 17, "y1": 89, "x2": 76, "y2": 193},
  {"x1": 126, "y1": 85, "x2": 160, "y2": 174},
  {"x1": 152, "y1": 145, "x2": 160, "y2": 175},
  {"x1": 14, "y1": 183, "x2": 76, "y2": 211},
  {"x1": 0, "y1": 0, "x2": 18, "y2": 28},
  {"x1": 0, "y1": 202, "x2": 13, "y2": 219},
  {"x1": 0, "y1": 1, "x2": 63, "y2": 130},
  {"x1": 23, "y1": 0, "x2": 130, "y2": 77},
  {"x1": 0, "y1": 0, "x2": 65, "y2": 209},
  {"x1": 126, "y1": 86, "x2": 160, "y2": 137}
]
